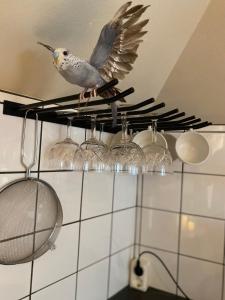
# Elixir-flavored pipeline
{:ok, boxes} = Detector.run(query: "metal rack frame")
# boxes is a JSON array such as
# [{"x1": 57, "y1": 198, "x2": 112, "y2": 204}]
[{"x1": 2, "y1": 80, "x2": 212, "y2": 133}]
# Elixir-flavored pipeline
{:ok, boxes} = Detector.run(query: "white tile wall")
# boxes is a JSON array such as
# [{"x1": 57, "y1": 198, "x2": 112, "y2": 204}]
[
  {"x1": 139, "y1": 127, "x2": 225, "y2": 300},
  {"x1": 178, "y1": 256, "x2": 223, "y2": 300},
  {"x1": 32, "y1": 224, "x2": 79, "y2": 292},
  {"x1": 0, "y1": 94, "x2": 138, "y2": 300},
  {"x1": 141, "y1": 208, "x2": 179, "y2": 252},
  {"x1": 0, "y1": 263, "x2": 31, "y2": 300},
  {"x1": 31, "y1": 275, "x2": 76, "y2": 300},
  {"x1": 112, "y1": 208, "x2": 136, "y2": 254},
  {"x1": 78, "y1": 215, "x2": 111, "y2": 269},
  {"x1": 180, "y1": 215, "x2": 224, "y2": 263},
  {"x1": 140, "y1": 246, "x2": 178, "y2": 294},
  {"x1": 143, "y1": 173, "x2": 181, "y2": 212},
  {"x1": 81, "y1": 172, "x2": 114, "y2": 219},
  {"x1": 113, "y1": 174, "x2": 137, "y2": 211},
  {"x1": 0, "y1": 113, "x2": 40, "y2": 172},
  {"x1": 182, "y1": 173, "x2": 225, "y2": 218},
  {"x1": 76, "y1": 258, "x2": 109, "y2": 300},
  {"x1": 3, "y1": 93, "x2": 225, "y2": 300},
  {"x1": 109, "y1": 247, "x2": 134, "y2": 298},
  {"x1": 40, "y1": 171, "x2": 82, "y2": 223}
]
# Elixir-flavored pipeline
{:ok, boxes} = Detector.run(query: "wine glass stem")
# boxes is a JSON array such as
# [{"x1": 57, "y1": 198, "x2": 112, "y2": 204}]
[
  {"x1": 152, "y1": 119, "x2": 157, "y2": 143},
  {"x1": 67, "y1": 119, "x2": 72, "y2": 139},
  {"x1": 99, "y1": 123, "x2": 104, "y2": 142},
  {"x1": 121, "y1": 116, "x2": 128, "y2": 142},
  {"x1": 91, "y1": 116, "x2": 97, "y2": 139}
]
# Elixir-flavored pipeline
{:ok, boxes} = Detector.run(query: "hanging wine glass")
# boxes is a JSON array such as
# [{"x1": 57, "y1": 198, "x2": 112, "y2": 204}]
[
  {"x1": 48, "y1": 117, "x2": 83, "y2": 170},
  {"x1": 80, "y1": 115, "x2": 109, "y2": 172},
  {"x1": 99, "y1": 122, "x2": 105, "y2": 144},
  {"x1": 108, "y1": 115, "x2": 144, "y2": 175},
  {"x1": 142, "y1": 120, "x2": 173, "y2": 175}
]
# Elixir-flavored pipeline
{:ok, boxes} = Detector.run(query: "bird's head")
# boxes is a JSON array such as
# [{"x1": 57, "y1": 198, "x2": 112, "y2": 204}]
[{"x1": 38, "y1": 42, "x2": 70, "y2": 67}]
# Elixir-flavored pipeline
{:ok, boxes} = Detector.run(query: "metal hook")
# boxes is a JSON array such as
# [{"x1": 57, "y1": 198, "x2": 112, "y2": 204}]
[{"x1": 21, "y1": 110, "x2": 39, "y2": 178}]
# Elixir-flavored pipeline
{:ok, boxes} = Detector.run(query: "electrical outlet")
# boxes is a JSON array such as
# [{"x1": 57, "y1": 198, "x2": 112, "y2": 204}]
[{"x1": 129, "y1": 258, "x2": 150, "y2": 292}]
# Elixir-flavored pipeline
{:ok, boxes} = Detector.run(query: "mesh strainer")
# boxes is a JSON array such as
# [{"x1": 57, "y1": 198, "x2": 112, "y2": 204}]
[{"x1": 0, "y1": 111, "x2": 63, "y2": 264}]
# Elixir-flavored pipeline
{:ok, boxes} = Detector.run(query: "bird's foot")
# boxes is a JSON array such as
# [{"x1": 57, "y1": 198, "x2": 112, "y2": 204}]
[
  {"x1": 90, "y1": 88, "x2": 97, "y2": 98},
  {"x1": 79, "y1": 89, "x2": 88, "y2": 102}
]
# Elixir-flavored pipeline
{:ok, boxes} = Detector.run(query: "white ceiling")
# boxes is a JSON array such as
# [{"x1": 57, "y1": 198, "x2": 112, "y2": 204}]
[
  {"x1": 1, "y1": 0, "x2": 218, "y2": 121},
  {"x1": 159, "y1": 0, "x2": 225, "y2": 124}
]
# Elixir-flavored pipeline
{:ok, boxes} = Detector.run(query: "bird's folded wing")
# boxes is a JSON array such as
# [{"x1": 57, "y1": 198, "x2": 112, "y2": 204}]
[{"x1": 89, "y1": 1, "x2": 149, "y2": 81}]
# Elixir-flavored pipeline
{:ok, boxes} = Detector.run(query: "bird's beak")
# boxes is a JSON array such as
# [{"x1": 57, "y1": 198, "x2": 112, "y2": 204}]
[{"x1": 37, "y1": 42, "x2": 55, "y2": 53}]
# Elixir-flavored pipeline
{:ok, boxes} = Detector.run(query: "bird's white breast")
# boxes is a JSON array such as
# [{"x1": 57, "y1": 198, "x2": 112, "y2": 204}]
[{"x1": 57, "y1": 54, "x2": 103, "y2": 88}]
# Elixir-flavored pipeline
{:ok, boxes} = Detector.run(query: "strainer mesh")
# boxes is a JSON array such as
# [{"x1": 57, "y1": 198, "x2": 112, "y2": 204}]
[{"x1": 0, "y1": 179, "x2": 60, "y2": 264}]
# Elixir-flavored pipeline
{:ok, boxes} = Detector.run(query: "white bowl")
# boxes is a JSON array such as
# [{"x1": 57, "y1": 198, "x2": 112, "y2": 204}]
[
  {"x1": 110, "y1": 131, "x2": 131, "y2": 146},
  {"x1": 175, "y1": 131, "x2": 210, "y2": 165},
  {"x1": 133, "y1": 130, "x2": 167, "y2": 149}
]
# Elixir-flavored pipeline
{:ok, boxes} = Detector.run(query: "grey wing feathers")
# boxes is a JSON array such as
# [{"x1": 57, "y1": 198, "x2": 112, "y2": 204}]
[{"x1": 89, "y1": 2, "x2": 149, "y2": 82}]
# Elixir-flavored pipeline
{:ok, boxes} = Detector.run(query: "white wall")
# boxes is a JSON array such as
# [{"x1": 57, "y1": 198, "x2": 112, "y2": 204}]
[
  {"x1": 0, "y1": 0, "x2": 210, "y2": 102},
  {"x1": 2, "y1": 91, "x2": 225, "y2": 300},
  {"x1": 138, "y1": 126, "x2": 225, "y2": 300},
  {"x1": 159, "y1": 0, "x2": 225, "y2": 124},
  {"x1": 0, "y1": 91, "x2": 137, "y2": 300}
]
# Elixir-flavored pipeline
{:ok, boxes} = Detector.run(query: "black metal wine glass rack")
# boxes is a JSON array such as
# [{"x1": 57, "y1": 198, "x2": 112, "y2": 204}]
[{"x1": 2, "y1": 79, "x2": 211, "y2": 133}]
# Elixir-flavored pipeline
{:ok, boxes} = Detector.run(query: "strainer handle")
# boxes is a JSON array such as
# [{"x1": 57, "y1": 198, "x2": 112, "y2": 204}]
[{"x1": 21, "y1": 110, "x2": 39, "y2": 177}]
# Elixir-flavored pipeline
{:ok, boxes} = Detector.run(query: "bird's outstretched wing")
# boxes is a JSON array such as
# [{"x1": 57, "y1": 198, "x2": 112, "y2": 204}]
[{"x1": 89, "y1": 2, "x2": 149, "y2": 81}]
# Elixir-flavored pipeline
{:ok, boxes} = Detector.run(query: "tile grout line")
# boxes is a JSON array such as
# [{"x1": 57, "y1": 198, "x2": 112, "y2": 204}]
[
  {"x1": 137, "y1": 243, "x2": 225, "y2": 266},
  {"x1": 75, "y1": 169, "x2": 85, "y2": 300},
  {"x1": 182, "y1": 171, "x2": 225, "y2": 177},
  {"x1": 29, "y1": 120, "x2": 43, "y2": 300},
  {"x1": 176, "y1": 162, "x2": 184, "y2": 296},
  {"x1": 2, "y1": 117, "x2": 225, "y2": 298},
  {"x1": 138, "y1": 174, "x2": 144, "y2": 255},
  {"x1": 74, "y1": 170, "x2": 85, "y2": 300},
  {"x1": 26, "y1": 244, "x2": 134, "y2": 300},
  {"x1": 221, "y1": 221, "x2": 225, "y2": 300},
  {"x1": 107, "y1": 173, "x2": 116, "y2": 299},
  {"x1": 74, "y1": 128, "x2": 87, "y2": 300},
  {"x1": 133, "y1": 174, "x2": 139, "y2": 257},
  {"x1": 3, "y1": 168, "x2": 225, "y2": 177},
  {"x1": 138, "y1": 205, "x2": 225, "y2": 222},
  {"x1": 28, "y1": 271, "x2": 78, "y2": 298},
  {"x1": 2, "y1": 169, "x2": 225, "y2": 178},
  {"x1": 0, "y1": 205, "x2": 136, "y2": 245},
  {"x1": 78, "y1": 246, "x2": 134, "y2": 275},
  {"x1": 140, "y1": 206, "x2": 180, "y2": 215}
]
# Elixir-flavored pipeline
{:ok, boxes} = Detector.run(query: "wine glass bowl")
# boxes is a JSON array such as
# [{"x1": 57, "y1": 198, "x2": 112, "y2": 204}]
[
  {"x1": 109, "y1": 140, "x2": 144, "y2": 175},
  {"x1": 48, "y1": 118, "x2": 83, "y2": 171},
  {"x1": 80, "y1": 139, "x2": 108, "y2": 172},
  {"x1": 80, "y1": 116, "x2": 109, "y2": 172},
  {"x1": 141, "y1": 121, "x2": 174, "y2": 176},
  {"x1": 154, "y1": 148, "x2": 173, "y2": 176},
  {"x1": 108, "y1": 116, "x2": 144, "y2": 175},
  {"x1": 47, "y1": 113, "x2": 174, "y2": 175},
  {"x1": 49, "y1": 138, "x2": 82, "y2": 170},
  {"x1": 142, "y1": 143, "x2": 173, "y2": 175}
]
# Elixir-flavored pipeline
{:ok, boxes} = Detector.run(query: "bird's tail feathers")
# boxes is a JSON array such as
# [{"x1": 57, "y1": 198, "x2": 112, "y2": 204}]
[
  {"x1": 111, "y1": 102, "x2": 118, "y2": 128},
  {"x1": 100, "y1": 86, "x2": 126, "y2": 103},
  {"x1": 100, "y1": 87, "x2": 126, "y2": 127}
]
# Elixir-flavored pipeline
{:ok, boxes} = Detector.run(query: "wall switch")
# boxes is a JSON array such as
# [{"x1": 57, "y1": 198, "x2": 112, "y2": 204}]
[{"x1": 129, "y1": 258, "x2": 150, "y2": 292}]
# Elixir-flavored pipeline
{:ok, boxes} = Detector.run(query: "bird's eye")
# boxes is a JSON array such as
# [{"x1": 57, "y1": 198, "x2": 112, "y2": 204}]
[{"x1": 63, "y1": 51, "x2": 68, "y2": 56}]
